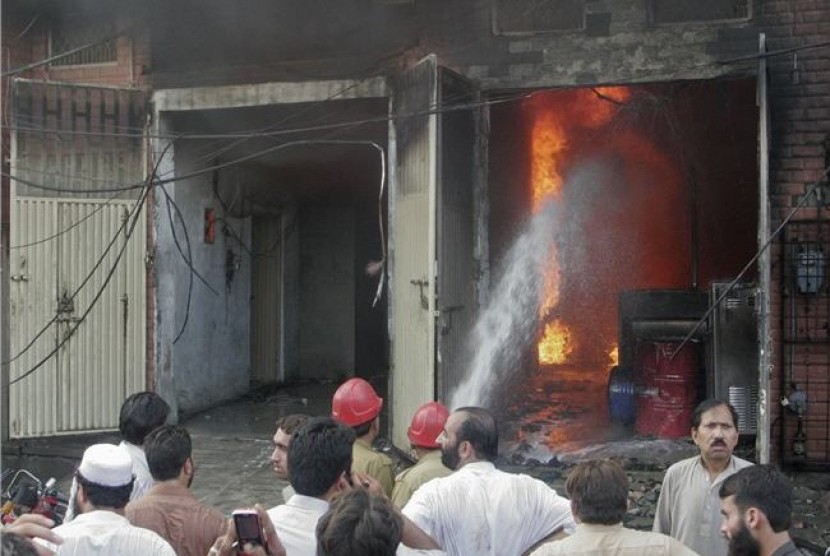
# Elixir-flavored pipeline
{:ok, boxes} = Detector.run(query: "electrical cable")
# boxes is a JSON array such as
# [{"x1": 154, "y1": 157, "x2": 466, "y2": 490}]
[
  {"x1": 7, "y1": 180, "x2": 152, "y2": 385},
  {"x1": 3, "y1": 135, "x2": 419, "y2": 195},
  {"x1": 9, "y1": 189, "x2": 131, "y2": 249},
  {"x1": 4, "y1": 90, "x2": 531, "y2": 143},
  {"x1": 159, "y1": 183, "x2": 220, "y2": 297},
  {"x1": 157, "y1": 182, "x2": 215, "y2": 344},
  {"x1": 3, "y1": 144, "x2": 171, "y2": 365},
  {"x1": 670, "y1": 164, "x2": 830, "y2": 359}
]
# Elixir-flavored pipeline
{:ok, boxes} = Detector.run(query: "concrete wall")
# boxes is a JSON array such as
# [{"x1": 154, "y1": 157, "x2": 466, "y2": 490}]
[
  {"x1": 298, "y1": 204, "x2": 356, "y2": 380},
  {"x1": 282, "y1": 206, "x2": 301, "y2": 380},
  {"x1": 153, "y1": 138, "x2": 252, "y2": 414}
]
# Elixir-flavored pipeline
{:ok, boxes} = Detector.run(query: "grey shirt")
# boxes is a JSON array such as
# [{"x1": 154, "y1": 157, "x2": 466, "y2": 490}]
[{"x1": 653, "y1": 455, "x2": 753, "y2": 556}]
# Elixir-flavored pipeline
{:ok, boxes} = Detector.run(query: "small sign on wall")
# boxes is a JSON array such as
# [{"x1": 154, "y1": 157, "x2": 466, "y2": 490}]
[{"x1": 205, "y1": 208, "x2": 216, "y2": 244}]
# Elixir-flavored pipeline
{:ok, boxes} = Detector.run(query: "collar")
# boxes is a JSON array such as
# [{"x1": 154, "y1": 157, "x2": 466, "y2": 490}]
[
  {"x1": 355, "y1": 438, "x2": 373, "y2": 449},
  {"x1": 457, "y1": 460, "x2": 496, "y2": 472},
  {"x1": 696, "y1": 455, "x2": 738, "y2": 478},
  {"x1": 419, "y1": 450, "x2": 443, "y2": 463},
  {"x1": 70, "y1": 510, "x2": 130, "y2": 526},
  {"x1": 577, "y1": 523, "x2": 625, "y2": 533},
  {"x1": 285, "y1": 494, "x2": 330, "y2": 513},
  {"x1": 119, "y1": 441, "x2": 143, "y2": 456},
  {"x1": 769, "y1": 540, "x2": 798, "y2": 556},
  {"x1": 147, "y1": 482, "x2": 193, "y2": 498}
]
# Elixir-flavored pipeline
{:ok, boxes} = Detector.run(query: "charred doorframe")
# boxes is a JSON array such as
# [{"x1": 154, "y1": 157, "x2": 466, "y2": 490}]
[{"x1": 151, "y1": 79, "x2": 388, "y2": 416}]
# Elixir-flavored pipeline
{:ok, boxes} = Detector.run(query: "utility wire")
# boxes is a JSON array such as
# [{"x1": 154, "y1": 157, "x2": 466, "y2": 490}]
[
  {"x1": 160, "y1": 183, "x2": 220, "y2": 297},
  {"x1": 4, "y1": 144, "x2": 171, "y2": 366},
  {"x1": 670, "y1": 164, "x2": 830, "y2": 360},
  {"x1": 8, "y1": 179, "x2": 152, "y2": 385},
  {"x1": 4, "y1": 89, "x2": 529, "y2": 142},
  {"x1": 3, "y1": 136, "x2": 424, "y2": 195},
  {"x1": 9, "y1": 189, "x2": 131, "y2": 249}
]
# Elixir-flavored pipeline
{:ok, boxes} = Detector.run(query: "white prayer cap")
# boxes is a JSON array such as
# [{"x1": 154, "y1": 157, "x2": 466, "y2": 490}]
[{"x1": 77, "y1": 444, "x2": 133, "y2": 487}]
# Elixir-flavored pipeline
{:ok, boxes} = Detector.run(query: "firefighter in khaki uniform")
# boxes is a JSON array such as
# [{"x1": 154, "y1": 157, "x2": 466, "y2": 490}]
[
  {"x1": 391, "y1": 401, "x2": 453, "y2": 508},
  {"x1": 331, "y1": 378, "x2": 395, "y2": 496}
]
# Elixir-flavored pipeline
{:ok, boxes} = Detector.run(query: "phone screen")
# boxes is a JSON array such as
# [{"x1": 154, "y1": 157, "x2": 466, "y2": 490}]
[{"x1": 233, "y1": 511, "x2": 263, "y2": 546}]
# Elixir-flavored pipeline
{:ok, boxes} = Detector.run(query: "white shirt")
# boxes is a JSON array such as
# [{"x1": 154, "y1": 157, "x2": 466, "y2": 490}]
[
  {"x1": 39, "y1": 510, "x2": 175, "y2": 556},
  {"x1": 268, "y1": 494, "x2": 329, "y2": 556},
  {"x1": 402, "y1": 461, "x2": 576, "y2": 556},
  {"x1": 64, "y1": 442, "x2": 154, "y2": 522},
  {"x1": 653, "y1": 456, "x2": 753, "y2": 556},
  {"x1": 119, "y1": 440, "x2": 154, "y2": 501}
]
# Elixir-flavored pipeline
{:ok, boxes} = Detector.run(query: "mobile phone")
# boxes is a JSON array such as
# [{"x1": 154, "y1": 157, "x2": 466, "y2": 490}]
[{"x1": 232, "y1": 509, "x2": 265, "y2": 549}]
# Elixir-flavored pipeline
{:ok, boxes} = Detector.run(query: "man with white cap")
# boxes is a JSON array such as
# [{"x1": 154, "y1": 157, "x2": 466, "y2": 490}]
[{"x1": 38, "y1": 443, "x2": 175, "y2": 555}]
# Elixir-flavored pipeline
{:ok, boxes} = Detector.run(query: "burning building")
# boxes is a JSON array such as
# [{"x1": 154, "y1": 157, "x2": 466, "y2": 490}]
[{"x1": 2, "y1": 0, "x2": 830, "y2": 467}]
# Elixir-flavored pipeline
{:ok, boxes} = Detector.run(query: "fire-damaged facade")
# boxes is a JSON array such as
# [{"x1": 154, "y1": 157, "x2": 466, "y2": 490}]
[{"x1": 2, "y1": 0, "x2": 829, "y2": 467}]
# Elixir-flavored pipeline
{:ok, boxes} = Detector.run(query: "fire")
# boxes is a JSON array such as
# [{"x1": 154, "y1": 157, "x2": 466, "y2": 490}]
[
  {"x1": 530, "y1": 112, "x2": 567, "y2": 212},
  {"x1": 609, "y1": 344, "x2": 619, "y2": 367},
  {"x1": 538, "y1": 320, "x2": 574, "y2": 365},
  {"x1": 530, "y1": 88, "x2": 630, "y2": 365}
]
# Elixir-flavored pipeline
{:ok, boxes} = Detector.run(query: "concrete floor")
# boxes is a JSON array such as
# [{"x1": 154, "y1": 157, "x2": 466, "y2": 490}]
[
  {"x1": 1, "y1": 381, "x2": 345, "y2": 516},
  {"x1": 185, "y1": 381, "x2": 341, "y2": 514}
]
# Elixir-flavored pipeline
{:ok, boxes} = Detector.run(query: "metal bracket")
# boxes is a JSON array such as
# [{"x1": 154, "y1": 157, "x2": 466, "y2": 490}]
[{"x1": 410, "y1": 278, "x2": 429, "y2": 310}]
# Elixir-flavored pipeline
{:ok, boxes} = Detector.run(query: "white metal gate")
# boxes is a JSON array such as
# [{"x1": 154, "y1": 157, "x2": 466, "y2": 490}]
[
  {"x1": 9, "y1": 198, "x2": 146, "y2": 437},
  {"x1": 7, "y1": 80, "x2": 147, "y2": 438}
]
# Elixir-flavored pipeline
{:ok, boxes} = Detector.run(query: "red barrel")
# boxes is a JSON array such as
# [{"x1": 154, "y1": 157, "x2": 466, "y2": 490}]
[{"x1": 635, "y1": 341, "x2": 698, "y2": 439}]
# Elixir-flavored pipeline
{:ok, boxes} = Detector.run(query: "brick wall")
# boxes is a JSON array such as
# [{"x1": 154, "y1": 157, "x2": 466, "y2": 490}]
[{"x1": 761, "y1": 0, "x2": 830, "y2": 464}]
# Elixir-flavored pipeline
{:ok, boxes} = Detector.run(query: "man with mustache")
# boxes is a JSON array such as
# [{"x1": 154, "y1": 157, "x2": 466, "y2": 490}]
[
  {"x1": 718, "y1": 465, "x2": 801, "y2": 556},
  {"x1": 654, "y1": 399, "x2": 753, "y2": 556}
]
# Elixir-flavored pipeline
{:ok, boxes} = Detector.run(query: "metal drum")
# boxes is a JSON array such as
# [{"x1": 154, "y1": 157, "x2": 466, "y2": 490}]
[
  {"x1": 608, "y1": 366, "x2": 636, "y2": 426},
  {"x1": 635, "y1": 341, "x2": 699, "y2": 438}
]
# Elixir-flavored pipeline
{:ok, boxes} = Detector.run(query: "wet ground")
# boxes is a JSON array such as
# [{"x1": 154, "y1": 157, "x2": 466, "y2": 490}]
[{"x1": 2, "y1": 379, "x2": 828, "y2": 547}]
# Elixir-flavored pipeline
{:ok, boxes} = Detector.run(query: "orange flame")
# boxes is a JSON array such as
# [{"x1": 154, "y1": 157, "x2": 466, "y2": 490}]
[
  {"x1": 531, "y1": 88, "x2": 630, "y2": 365},
  {"x1": 609, "y1": 344, "x2": 619, "y2": 367},
  {"x1": 538, "y1": 320, "x2": 574, "y2": 365}
]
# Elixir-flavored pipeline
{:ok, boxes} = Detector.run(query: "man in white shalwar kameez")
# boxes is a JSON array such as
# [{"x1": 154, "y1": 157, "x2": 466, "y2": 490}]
[{"x1": 403, "y1": 407, "x2": 576, "y2": 556}]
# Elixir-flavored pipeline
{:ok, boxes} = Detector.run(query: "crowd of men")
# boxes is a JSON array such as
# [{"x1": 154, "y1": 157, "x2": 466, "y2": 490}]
[{"x1": 0, "y1": 381, "x2": 814, "y2": 556}]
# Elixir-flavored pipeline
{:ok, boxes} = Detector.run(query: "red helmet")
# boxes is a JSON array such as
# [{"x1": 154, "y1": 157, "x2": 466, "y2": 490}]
[
  {"x1": 331, "y1": 378, "x2": 383, "y2": 427},
  {"x1": 407, "y1": 401, "x2": 450, "y2": 449}
]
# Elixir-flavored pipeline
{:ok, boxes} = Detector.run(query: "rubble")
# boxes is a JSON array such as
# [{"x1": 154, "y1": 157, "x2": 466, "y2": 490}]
[{"x1": 501, "y1": 454, "x2": 830, "y2": 547}]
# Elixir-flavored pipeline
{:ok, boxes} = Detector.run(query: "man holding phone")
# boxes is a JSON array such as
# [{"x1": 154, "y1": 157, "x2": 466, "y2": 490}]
[{"x1": 209, "y1": 505, "x2": 285, "y2": 556}]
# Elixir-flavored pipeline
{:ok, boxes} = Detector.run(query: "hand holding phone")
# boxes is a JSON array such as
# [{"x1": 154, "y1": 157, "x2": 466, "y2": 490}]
[{"x1": 232, "y1": 509, "x2": 266, "y2": 552}]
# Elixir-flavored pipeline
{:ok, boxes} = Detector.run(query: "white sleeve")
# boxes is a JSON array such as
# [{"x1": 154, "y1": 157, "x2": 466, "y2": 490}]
[
  {"x1": 538, "y1": 483, "x2": 577, "y2": 535},
  {"x1": 653, "y1": 467, "x2": 674, "y2": 534},
  {"x1": 402, "y1": 484, "x2": 437, "y2": 541}
]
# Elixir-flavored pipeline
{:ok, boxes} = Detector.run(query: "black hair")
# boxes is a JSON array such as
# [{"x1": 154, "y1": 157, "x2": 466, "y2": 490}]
[
  {"x1": 316, "y1": 489, "x2": 402, "y2": 556},
  {"x1": 719, "y1": 464, "x2": 792, "y2": 533},
  {"x1": 144, "y1": 425, "x2": 192, "y2": 482},
  {"x1": 76, "y1": 472, "x2": 134, "y2": 510},
  {"x1": 455, "y1": 407, "x2": 499, "y2": 462},
  {"x1": 352, "y1": 420, "x2": 372, "y2": 438},
  {"x1": 691, "y1": 399, "x2": 739, "y2": 431},
  {"x1": 288, "y1": 417, "x2": 355, "y2": 497},
  {"x1": 119, "y1": 392, "x2": 171, "y2": 445},
  {"x1": 565, "y1": 460, "x2": 628, "y2": 525}
]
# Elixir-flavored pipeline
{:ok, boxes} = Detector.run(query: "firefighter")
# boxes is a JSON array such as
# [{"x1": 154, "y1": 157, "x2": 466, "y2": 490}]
[
  {"x1": 391, "y1": 401, "x2": 453, "y2": 508},
  {"x1": 331, "y1": 378, "x2": 395, "y2": 497}
]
